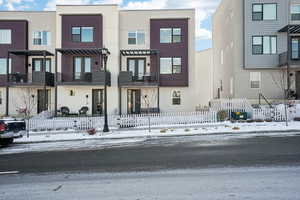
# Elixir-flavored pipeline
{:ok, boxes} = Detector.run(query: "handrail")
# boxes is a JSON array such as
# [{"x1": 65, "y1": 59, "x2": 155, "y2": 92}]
[{"x1": 258, "y1": 93, "x2": 273, "y2": 108}]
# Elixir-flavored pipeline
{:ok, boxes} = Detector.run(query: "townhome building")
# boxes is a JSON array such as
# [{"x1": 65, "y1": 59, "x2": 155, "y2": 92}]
[
  {"x1": 213, "y1": 0, "x2": 300, "y2": 103},
  {"x1": 0, "y1": 4, "x2": 211, "y2": 116}
]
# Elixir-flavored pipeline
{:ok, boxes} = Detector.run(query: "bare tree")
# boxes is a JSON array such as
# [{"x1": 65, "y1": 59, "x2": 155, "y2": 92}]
[
  {"x1": 142, "y1": 89, "x2": 158, "y2": 133},
  {"x1": 15, "y1": 88, "x2": 37, "y2": 118}
]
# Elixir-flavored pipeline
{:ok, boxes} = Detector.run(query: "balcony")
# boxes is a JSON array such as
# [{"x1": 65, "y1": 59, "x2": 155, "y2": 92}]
[
  {"x1": 118, "y1": 71, "x2": 158, "y2": 87},
  {"x1": 8, "y1": 72, "x2": 54, "y2": 87},
  {"x1": 279, "y1": 52, "x2": 300, "y2": 67},
  {"x1": 57, "y1": 71, "x2": 111, "y2": 86}
]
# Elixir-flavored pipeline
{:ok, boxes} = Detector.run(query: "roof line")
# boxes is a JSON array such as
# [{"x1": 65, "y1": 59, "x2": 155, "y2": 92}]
[{"x1": 120, "y1": 8, "x2": 195, "y2": 12}]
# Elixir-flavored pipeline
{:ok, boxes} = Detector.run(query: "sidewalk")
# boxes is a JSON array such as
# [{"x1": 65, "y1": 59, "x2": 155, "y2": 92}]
[{"x1": 16, "y1": 121, "x2": 300, "y2": 144}]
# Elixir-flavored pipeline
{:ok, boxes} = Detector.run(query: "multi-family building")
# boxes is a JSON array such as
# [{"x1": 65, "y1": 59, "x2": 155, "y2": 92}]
[
  {"x1": 213, "y1": 0, "x2": 300, "y2": 103},
  {"x1": 0, "y1": 5, "x2": 211, "y2": 116}
]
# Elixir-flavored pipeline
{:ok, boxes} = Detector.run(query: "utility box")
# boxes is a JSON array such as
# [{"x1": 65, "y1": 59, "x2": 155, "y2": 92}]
[{"x1": 231, "y1": 112, "x2": 248, "y2": 120}]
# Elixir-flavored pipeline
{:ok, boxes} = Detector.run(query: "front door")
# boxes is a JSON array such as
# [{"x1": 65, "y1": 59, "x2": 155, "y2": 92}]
[
  {"x1": 37, "y1": 89, "x2": 50, "y2": 113},
  {"x1": 127, "y1": 89, "x2": 141, "y2": 114},
  {"x1": 128, "y1": 58, "x2": 146, "y2": 81},
  {"x1": 32, "y1": 58, "x2": 51, "y2": 72},
  {"x1": 92, "y1": 89, "x2": 104, "y2": 116}
]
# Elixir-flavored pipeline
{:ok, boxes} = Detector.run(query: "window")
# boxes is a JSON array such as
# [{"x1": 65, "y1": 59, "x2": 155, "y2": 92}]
[
  {"x1": 72, "y1": 27, "x2": 94, "y2": 42},
  {"x1": 160, "y1": 57, "x2": 182, "y2": 74},
  {"x1": 0, "y1": 58, "x2": 11, "y2": 75},
  {"x1": 292, "y1": 38, "x2": 300, "y2": 59},
  {"x1": 32, "y1": 59, "x2": 51, "y2": 72},
  {"x1": 252, "y1": 36, "x2": 277, "y2": 55},
  {"x1": 128, "y1": 31, "x2": 145, "y2": 45},
  {"x1": 172, "y1": 91, "x2": 181, "y2": 105},
  {"x1": 33, "y1": 31, "x2": 51, "y2": 45},
  {"x1": 291, "y1": 5, "x2": 300, "y2": 21},
  {"x1": 0, "y1": 29, "x2": 11, "y2": 44},
  {"x1": 74, "y1": 57, "x2": 92, "y2": 80},
  {"x1": 250, "y1": 72, "x2": 261, "y2": 89},
  {"x1": 252, "y1": 3, "x2": 277, "y2": 21},
  {"x1": 160, "y1": 28, "x2": 182, "y2": 43}
]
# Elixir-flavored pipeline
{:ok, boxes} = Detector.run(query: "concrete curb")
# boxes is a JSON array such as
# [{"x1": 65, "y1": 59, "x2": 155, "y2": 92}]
[{"x1": 15, "y1": 129, "x2": 300, "y2": 145}]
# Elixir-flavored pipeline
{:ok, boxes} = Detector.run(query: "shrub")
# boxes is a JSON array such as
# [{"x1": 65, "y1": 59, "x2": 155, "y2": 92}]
[
  {"x1": 160, "y1": 129, "x2": 168, "y2": 133},
  {"x1": 217, "y1": 110, "x2": 228, "y2": 122},
  {"x1": 184, "y1": 128, "x2": 190, "y2": 132},
  {"x1": 232, "y1": 127, "x2": 240, "y2": 130},
  {"x1": 265, "y1": 119, "x2": 273, "y2": 122}
]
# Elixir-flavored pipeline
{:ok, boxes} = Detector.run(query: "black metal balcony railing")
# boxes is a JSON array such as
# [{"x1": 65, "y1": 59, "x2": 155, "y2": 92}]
[
  {"x1": 118, "y1": 71, "x2": 158, "y2": 86},
  {"x1": 279, "y1": 52, "x2": 288, "y2": 66},
  {"x1": 57, "y1": 71, "x2": 111, "y2": 86},
  {"x1": 8, "y1": 72, "x2": 55, "y2": 86}
]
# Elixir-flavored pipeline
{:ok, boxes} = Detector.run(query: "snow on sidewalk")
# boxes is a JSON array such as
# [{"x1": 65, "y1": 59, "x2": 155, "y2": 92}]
[{"x1": 16, "y1": 121, "x2": 300, "y2": 144}]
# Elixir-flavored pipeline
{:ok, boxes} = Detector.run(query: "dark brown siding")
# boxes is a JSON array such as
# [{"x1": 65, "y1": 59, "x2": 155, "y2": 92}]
[
  {"x1": 0, "y1": 20, "x2": 28, "y2": 86},
  {"x1": 150, "y1": 18, "x2": 189, "y2": 87},
  {"x1": 61, "y1": 15, "x2": 103, "y2": 82}
]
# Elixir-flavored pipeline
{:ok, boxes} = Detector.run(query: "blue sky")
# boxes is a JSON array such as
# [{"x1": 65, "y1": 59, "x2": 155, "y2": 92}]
[{"x1": 0, "y1": 0, "x2": 221, "y2": 51}]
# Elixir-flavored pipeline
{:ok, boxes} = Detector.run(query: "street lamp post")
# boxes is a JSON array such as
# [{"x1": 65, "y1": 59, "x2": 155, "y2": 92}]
[{"x1": 103, "y1": 52, "x2": 109, "y2": 132}]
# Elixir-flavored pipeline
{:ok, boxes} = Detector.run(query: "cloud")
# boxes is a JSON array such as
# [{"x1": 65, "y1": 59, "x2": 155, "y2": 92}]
[
  {"x1": 44, "y1": 0, "x2": 92, "y2": 10},
  {"x1": 4, "y1": 0, "x2": 34, "y2": 10}
]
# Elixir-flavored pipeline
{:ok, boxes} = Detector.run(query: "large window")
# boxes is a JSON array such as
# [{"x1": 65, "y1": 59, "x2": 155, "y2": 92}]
[
  {"x1": 128, "y1": 31, "x2": 145, "y2": 45},
  {"x1": 291, "y1": 5, "x2": 300, "y2": 21},
  {"x1": 292, "y1": 38, "x2": 300, "y2": 59},
  {"x1": 74, "y1": 57, "x2": 92, "y2": 80},
  {"x1": 250, "y1": 72, "x2": 261, "y2": 89},
  {"x1": 72, "y1": 27, "x2": 94, "y2": 42},
  {"x1": 0, "y1": 29, "x2": 11, "y2": 44},
  {"x1": 172, "y1": 91, "x2": 181, "y2": 105},
  {"x1": 160, "y1": 57, "x2": 182, "y2": 74},
  {"x1": 33, "y1": 31, "x2": 51, "y2": 45},
  {"x1": 252, "y1": 3, "x2": 277, "y2": 21},
  {"x1": 160, "y1": 28, "x2": 182, "y2": 43},
  {"x1": 0, "y1": 58, "x2": 11, "y2": 75},
  {"x1": 252, "y1": 36, "x2": 277, "y2": 55}
]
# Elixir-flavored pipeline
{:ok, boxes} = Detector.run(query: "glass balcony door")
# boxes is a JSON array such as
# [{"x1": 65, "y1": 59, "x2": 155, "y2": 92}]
[
  {"x1": 291, "y1": 37, "x2": 300, "y2": 60},
  {"x1": 127, "y1": 58, "x2": 146, "y2": 81},
  {"x1": 73, "y1": 57, "x2": 92, "y2": 81}
]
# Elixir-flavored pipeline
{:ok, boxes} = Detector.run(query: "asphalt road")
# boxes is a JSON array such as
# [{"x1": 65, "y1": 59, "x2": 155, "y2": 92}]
[
  {"x1": 1, "y1": 167, "x2": 300, "y2": 200},
  {"x1": 1, "y1": 134, "x2": 300, "y2": 173}
]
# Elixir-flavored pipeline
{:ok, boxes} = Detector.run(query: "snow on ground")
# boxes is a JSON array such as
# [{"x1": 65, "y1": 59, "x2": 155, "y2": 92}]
[
  {"x1": 1, "y1": 121, "x2": 300, "y2": 155},
  {"x1": 17, "y1": 121, "x2": 300, "y2": 144}
]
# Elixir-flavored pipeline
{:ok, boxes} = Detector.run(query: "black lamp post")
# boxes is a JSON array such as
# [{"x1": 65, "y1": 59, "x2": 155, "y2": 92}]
[{"x1": 103, "y1": 51, "x2": 109, "y2": 132}]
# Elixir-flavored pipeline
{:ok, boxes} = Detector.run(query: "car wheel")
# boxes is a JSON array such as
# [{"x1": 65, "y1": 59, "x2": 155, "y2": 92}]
[{"x1": 0, "y1": 138, "x2": 14, "y2": 146}]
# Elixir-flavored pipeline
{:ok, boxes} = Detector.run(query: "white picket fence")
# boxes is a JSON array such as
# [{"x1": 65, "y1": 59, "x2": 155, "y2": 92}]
[
  {"x1": 27, "y1": 111, "x2": 218, "y2": 132},
  {"x1": 252, "y1": 107, "x2": 289, "y2": 121}
]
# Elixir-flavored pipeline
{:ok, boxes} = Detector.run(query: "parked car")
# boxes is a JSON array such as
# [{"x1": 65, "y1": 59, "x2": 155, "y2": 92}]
[{"x1": 0, "y1": 119, "x2": 26, "y2": 146}]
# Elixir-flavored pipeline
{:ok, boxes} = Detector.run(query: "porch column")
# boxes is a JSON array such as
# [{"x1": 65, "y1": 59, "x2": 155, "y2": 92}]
[
  {"x1": 5, "y1": 51, "x2": 10, "y2": 116},
  {"x1": 43, "y1": 51, "x2": 47, "y2": 112},
  {"x1": 119, "y1": 52, "x2": 122, "y2": 116},
  {"x1": 54, "y1": 50, "x2": 58, "y2": 116},
  {"x1": 156, "y1": 51, "x2": 160, "y2": 112}
]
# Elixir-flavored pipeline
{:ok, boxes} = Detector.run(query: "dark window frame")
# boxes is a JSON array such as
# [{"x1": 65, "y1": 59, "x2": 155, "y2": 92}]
[
  {"x1": 291, "y1": 37, "x2": 300, "y2": 60},
  {"x1": 160, "y1": 57, "x2": 182, "y2": 74},
  {"x1": 71, "y1": 26, "x2": 94, "y2": 43},
  {"x1": 291, "y1": 5, "x2": 300, "y2": 21},
  {"x1": 32, "y1": 58, "x2": 51, "y2": 72},
  {"x1": 160, "y1": 28, "x2": 182, "y2": 44},
  {"x1": 73, "y1": 56, "x2": 92, "y2": 81},
  {"x1": 252, "y1": 3, "x2": 277, "y2": 21},
  {"x1": 252, "y1": 35, "x2": 277, "y2": 55}
]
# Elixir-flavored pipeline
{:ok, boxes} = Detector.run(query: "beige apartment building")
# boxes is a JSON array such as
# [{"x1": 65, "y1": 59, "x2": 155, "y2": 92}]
[{"x1": 0, "y1": 4, "x2": 212, "y2": 116}]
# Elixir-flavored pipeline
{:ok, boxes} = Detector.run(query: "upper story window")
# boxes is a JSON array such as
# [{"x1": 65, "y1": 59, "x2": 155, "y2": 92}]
[
  {"x1": 252, "y1": 36, "x2": 277, "y2": 55},
  {"x1": 252, "y1": 3, "x2": 277, "y2": 21},
  {"x1": 72, "y1": 27, "x2": 94, "y2": 42},
  {"x1": 0, "y1": 58, "x2": 11, "y2": 75},
  {"x1": 33, "y1": 31, "x2": 51, "y2": 45},
  {"x1": 291, "y1": 5, "x2": 300, "y2": 21},
  {"x1": 160, "y1": 57, "x2": 182, "y2": 74},
  {"x1": 128, "y1": 31, "x2": 145, "y2": 45},
  {"x1": 0, "y1": 29, "x2": 11, "y2": 44},
  {"x1": 160, "y1": 28, "x2": 181, "y2": 43}
]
